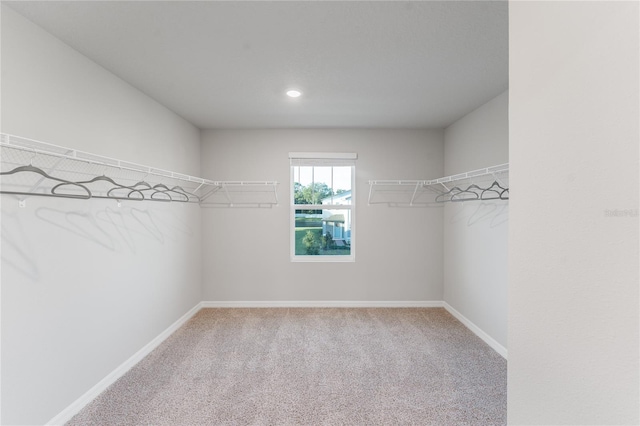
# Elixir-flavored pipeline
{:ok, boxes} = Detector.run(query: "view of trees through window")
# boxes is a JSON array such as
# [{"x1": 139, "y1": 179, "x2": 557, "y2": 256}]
[{"x1": 292, "y1": 165, "x2": 353, "y2": 257}]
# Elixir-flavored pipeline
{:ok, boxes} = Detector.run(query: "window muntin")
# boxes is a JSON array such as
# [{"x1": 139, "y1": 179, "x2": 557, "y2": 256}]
[
  {"x1": 293, "y1": 166, "x2": 351, "y2": 205},
  {"x1": 290, "y1": 154, "x2": 355, "y2": 262}
]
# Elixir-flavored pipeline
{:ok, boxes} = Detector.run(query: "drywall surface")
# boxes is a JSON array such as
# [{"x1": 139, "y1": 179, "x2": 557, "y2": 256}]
[
  {"x1": 509, "y1": 2, "x2": 639, "y2": 424},
  {"x1": 443, "y1": 91, "x2": 508, "y2": 350},
  {"x1": 1, "y1": 6, "x2": 202, "y2": 424},
  {"x1": 201, "y1": 129, "x2": 444, "y2": 302},
  {"x1": 444, "y1": 92, "x2": 508, "y2": 175}
]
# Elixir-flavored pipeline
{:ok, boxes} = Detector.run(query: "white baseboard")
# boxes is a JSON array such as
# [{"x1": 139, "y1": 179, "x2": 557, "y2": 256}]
[
  {"x1": 46, "y1": 302, "x2": 203, "y2": 426},
  {"x1": 201, "y1": 300, "x2": 444, "y2": 308},
  {"x1": 443, "y1": 302, "x2": 507, "y2": 359}
]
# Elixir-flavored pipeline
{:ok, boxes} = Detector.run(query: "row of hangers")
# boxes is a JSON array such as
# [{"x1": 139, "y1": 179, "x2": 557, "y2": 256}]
[
  {"x1": 0, "y1": 163, "x2": 201, "y2": 203},
  {"x1": 435, "y1": 180, "x2": 509, "y2": 203}
]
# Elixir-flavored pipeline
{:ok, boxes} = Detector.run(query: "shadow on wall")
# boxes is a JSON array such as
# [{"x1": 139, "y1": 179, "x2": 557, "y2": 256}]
[
  {"x1": 97, "y1": 207, "x2": 165, "y2": 248},
  {"x1": 36, "y1": 208, "x2": 117, "y2": 251},
  {"x1": 1, "y1": 200, "x2": 195, "y2": 280},
  {"x1": 1, "y1": 209, "x2": 41, "y2": 281},
  {"x1": 447, "y1": 201, "x2": 508, "y2": 228}
]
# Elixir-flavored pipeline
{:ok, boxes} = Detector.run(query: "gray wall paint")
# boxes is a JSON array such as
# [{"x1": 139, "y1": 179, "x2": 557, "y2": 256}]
[
  {"x1": 201, "y1": 129, "x2": 444, "y2": 302},
  {"x1": 1, "y1": 6, "x2": 202, "y2": 424},
  {"x1": 444, "y1": 92, "x2": 508, "y2": 175},
  {"x1": 509, "y1": 2, "x2": 639, "y2": 424},
  {"x1": 443, "y1": 91, "x2": 508, "y2": 350}
]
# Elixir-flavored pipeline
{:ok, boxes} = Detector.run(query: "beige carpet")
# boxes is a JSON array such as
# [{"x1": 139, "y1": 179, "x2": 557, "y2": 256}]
[{"x1": 67, "y1": 308, "x2": 507, "y2": 425}]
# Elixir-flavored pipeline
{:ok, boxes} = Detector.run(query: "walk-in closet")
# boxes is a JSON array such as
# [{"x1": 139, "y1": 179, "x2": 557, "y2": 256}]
[{"x1": 1, "y1": 1, "x2": 638, "y2": 425}]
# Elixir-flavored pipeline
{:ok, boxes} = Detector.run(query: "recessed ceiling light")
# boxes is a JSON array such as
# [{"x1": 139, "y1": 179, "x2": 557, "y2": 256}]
[{"x1": 286, "y1": 90, "x2": 302, "y2": 98}]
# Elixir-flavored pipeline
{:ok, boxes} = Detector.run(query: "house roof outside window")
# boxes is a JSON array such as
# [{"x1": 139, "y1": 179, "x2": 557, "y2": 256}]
[{"x1": 321, "y1": 191, "x2": 352, "y2": 206}]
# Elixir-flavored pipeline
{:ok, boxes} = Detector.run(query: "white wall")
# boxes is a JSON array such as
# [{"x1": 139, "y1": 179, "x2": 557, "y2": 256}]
[
  {"x1": 509, "y1": 2, "x2": 639, "y2": 425},
  {"x1": 1, "y1": 6, "x2": 202, "y2": 425},
  {"x1": 443, "y1": 91, "x2": 509, "y2": 351},
  {"x1": 201, "y1": 129, "x2": 443, "y2": 302},
  {"x1": 444, "y1": 92, "x2": 508, "y2": 175}
]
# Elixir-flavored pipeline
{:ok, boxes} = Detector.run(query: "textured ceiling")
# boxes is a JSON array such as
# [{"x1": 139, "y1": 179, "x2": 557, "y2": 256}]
[{"x1": 7, "y1": 1, "x2": 508, "y2": 129}]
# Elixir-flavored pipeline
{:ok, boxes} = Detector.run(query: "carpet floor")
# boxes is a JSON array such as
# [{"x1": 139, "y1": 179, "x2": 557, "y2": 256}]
[{"x1": 67, "y1": 308, "x2": 507, "y2": 425}]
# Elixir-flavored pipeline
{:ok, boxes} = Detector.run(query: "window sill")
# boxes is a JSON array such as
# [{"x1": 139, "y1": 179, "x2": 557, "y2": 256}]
[{"x1": 291, "y1": 255, "x2": 355, "y2": 263}]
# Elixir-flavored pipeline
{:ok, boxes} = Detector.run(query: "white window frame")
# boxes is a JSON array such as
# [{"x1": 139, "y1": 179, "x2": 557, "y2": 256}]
[{"x1": 289, "y1": 152, "x2": 356, "y2": 262}]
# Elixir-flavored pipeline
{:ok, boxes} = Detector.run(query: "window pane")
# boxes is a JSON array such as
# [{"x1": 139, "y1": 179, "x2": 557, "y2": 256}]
[
  {"x1": 294, "y1": 166, "x2": 352, "y2": 206},
  {"x1": 293, "y1": 166, "x2": 313, "y2": 187},
  {"x1": 294, "y1": 209, "x2": 352, "y2": 256},
  {"x1": 313, "y1": 166, "x2": 333, "y2": 204},
  {"x1": 293, "y1": 166, "x2": 313, "y2": 205},
  {"x1": 293, "y1": 166, "x2": 334, "y2": 205},
  {"x1": 329, "y1": 166, "x2": 352, "y2": 206},
  {"x1": 333, "y1": 167, "x2": 352, "y2": 192}
]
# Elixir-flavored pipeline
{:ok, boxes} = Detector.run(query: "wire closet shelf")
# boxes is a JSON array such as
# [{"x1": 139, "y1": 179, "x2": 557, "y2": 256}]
[
  {"x1": 368, "y1": 163, "x2": 509, "y2": 206},
  {"x1": 0, "y1": 133, "x2": 279, "y2": 207}
]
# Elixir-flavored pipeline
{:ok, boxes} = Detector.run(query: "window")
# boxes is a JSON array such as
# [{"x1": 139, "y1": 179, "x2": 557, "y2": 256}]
[{"x1": 290, "y1": 152, "x2": 356, "y2": 262}]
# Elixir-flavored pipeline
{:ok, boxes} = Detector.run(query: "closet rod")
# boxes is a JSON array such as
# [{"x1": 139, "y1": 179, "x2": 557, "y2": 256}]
[
  {"x1": 1, "y1": 133, "x2": 280, "y2": 206},
  {"x1": 367, "y1": 163, "x2": 509, "y2": 206},
  {"x1": 0, "y1": 133, "x2": 215, "y2": 187},
  {"x1": 368, "y1": 163, "x2": 509, "y2": 188}
]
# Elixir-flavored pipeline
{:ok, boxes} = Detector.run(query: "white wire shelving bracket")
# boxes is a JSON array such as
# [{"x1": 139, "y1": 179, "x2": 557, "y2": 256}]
[
  {"x1": 368, "y1": 163, "x2": 509, "y2": 206},
  {"x1": 0, "y1": 133, "x2": 279, "y2": 207}
]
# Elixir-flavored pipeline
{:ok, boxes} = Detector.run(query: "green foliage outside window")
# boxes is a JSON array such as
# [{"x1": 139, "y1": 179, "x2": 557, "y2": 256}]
[
  {"x1": 294, "y1": 182, "x2": 333, "y2": 205},
  {"x1": 302, "y1": 230, "x2": 320, "y2": 255}
]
